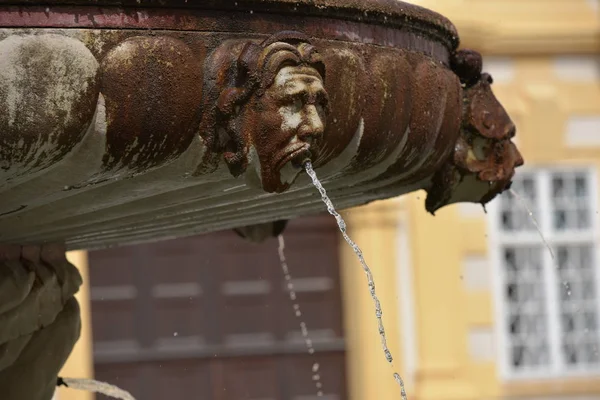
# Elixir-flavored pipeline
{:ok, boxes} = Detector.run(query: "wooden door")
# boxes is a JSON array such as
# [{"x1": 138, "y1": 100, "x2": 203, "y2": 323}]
[{"x1": 88, "y1": 214, "x2": 348, "y2": 400}]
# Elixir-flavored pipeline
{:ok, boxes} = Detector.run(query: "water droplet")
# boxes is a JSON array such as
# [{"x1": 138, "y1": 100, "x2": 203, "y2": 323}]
[{"x1": 385, "y1": 349, "x2": 393, "y2": 363}]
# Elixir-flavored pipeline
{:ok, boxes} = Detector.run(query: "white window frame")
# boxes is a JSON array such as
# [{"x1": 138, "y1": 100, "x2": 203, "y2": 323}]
[{"x1": 488, "y1": 165, "x2": 600, "y2": 381}]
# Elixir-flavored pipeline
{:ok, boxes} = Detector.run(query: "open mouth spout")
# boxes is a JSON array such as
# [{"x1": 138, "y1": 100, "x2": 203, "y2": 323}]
[
  {"x1": 291, "y1": 147, "x2": 313, "y2": 169},
  {"x1": 277, "y1": 136, "x2": 314, "y2": 171}
]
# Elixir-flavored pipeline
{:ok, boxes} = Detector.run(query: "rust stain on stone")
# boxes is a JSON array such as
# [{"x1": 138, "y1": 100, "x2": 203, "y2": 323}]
[
  {"x1": 356, "y1": 50, "x2": 413, "y2": 169},
  {"x1": 406, "y1": 64, "x2": 462, "y2": 184},
  {"x1": 314, "y1": 45, "x2": 366, "y2": 168},
  {"x1": 0, "y1": 0, "x2": 459, "y2": 48},
  {"x1": 374, "y1": 55, "x2": 461, "y2": 183},
  {"x1": 100, "y1": 35, "x2": 204, "y2": 172}
]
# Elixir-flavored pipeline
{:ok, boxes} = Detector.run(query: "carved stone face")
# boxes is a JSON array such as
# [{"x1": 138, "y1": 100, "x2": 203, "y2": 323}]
[
  {"x1": 456, "y1": 73, "x2": 523, "y2": 181},
  {"x1": 425, "y1": 71, "x2": 524, "y2": 214},
  {"x1": 246, "y1": 64, "x2": 328, "y2": 193}
]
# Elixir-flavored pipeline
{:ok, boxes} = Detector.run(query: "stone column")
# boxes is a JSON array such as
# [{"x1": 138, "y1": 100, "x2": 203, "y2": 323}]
[{"x1": 0, "y1": 244, "x2": 83, "y2": 400}]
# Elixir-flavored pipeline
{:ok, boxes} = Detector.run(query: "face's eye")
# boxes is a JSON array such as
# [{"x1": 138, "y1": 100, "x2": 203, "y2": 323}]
[
  {"x1": 281, "y1": 94, "x2": 304, "y2": 112},
  {"x1": 315, "y1": 92, "x2": 330, "y2": 114},
  {"x1": 292, "y1": 97, "x2": 303, "y2": 112}
]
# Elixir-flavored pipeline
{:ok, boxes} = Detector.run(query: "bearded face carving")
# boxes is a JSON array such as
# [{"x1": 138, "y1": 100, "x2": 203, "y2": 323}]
[{"x1": 202, "y1": 31, "x2": 330, "y2": 193}]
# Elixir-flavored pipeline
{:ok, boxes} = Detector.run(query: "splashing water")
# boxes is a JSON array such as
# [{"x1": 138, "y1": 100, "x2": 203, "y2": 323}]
[
  {"x1": 278, "y1": 235, "x2": 324, "y2": 397},
  {"x1": 58, "y1": 377, "x2": 135, "y2": 400},
  {"x1": 304, "y1": 161, "x2": 408, "y2": 399},
  {"x1": 509, "y1": 188, "x2": 555, "y2": 260}
]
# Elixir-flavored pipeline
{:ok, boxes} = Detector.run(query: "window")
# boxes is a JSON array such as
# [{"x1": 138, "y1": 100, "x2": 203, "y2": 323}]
[{"x1": 489, "y1": 168, "x2": 600, "y2": 379}]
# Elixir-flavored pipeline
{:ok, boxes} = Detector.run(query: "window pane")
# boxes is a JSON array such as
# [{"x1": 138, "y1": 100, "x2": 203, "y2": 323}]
[
  {"x1": 550, "y1": 172, "x2": 592, "y2": 231},
  {"x1": 556, "y1": 244, "x2": 600, "y2": 368},
  {"x1": 499, "y1": 176, "x2": 539, "y2": 232},
  {"x1": 503, "y1": 246, "x2": 551, "y2": 371}
]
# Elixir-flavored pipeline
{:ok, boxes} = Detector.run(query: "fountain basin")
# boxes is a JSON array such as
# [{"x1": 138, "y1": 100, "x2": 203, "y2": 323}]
[{"x1": 0, "y1": 0, "x2": 522, "y2": 249}]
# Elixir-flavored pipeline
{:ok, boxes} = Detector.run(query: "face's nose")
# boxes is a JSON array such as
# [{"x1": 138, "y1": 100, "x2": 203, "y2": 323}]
[{"x1": 298, "y1": 104, "x2": 325, "y2": 141}]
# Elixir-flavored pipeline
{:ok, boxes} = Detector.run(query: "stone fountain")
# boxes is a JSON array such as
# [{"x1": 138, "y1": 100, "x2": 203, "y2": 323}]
[{"x1": 0, "y1": 1, "x2": 523, "y2": 399}]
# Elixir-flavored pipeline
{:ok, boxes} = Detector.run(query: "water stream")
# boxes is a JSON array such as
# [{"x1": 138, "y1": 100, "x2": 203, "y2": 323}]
[
  {"x1": 277, "y1": 235, "x2": 324, "y2": 397},
  {"x1": 304, "y1": 161, "x2": 408, "y2": 399},
  {"x1": 58, "y1": 377, "x2": 135, "y2": 400},
  {"x1": 508, "y1": 188, "x2": 575, "y2": 296},
  {"x1": 509, "y1": 188, "x2": 555, "y2": 259}
]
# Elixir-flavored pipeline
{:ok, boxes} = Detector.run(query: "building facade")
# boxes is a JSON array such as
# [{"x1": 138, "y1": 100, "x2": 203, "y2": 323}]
[{"x1": 341, "y1": 1, "x2": 600, "y2": 399}]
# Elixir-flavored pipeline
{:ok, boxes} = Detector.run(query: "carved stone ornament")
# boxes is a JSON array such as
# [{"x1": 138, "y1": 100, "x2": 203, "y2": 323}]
[
  {"x1": 200, "y1": 31, "x2": 330, "y2": 193},
  {"x1": 425, "y1": 49, "x2": 524, "y2": 214},
  {"x1": 0, "y1": 243, "x2": 82, "y2": 400},
  {"x1": 0, "y1": 0, "x2": 524, "y2": 250}
]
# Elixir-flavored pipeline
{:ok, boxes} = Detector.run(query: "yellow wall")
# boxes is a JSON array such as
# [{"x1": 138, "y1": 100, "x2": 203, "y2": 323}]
[
  {"x1": 407, "y1": 0, "x2": 600, "y2": 56},
  {"x1": 341, "y1": 196, "x2": 484, "y2": 400},
  {"x1": 340, "y1": 200, "x2": 406, "y2": 400},
  {"x1": 342, "y1": 1, "x2": 600, "y2": 399},
  {"x1": 57, "y1": 251, "x2": 95, "y2": 400}
]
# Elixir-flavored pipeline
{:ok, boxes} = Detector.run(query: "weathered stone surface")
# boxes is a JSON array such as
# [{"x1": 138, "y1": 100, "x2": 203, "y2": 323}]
[
  {"x1": 0, "y1": 298, "x2": 80, "y2": 400},
  {"x1": 0, "y1": 244, "x2": 81, "y2": 400},
  {"x1": 101, "y1": 36, "x2": 204, "y2": 172},
  {"x1": 0, "y1": 1, "x2": 523, "y2": 249},
  {"x1": 0, "y1": 34, "x2": 99, "y2": 184},
  {"x1": 0, "y1": 244, "x2": 81, "y2": 345}
]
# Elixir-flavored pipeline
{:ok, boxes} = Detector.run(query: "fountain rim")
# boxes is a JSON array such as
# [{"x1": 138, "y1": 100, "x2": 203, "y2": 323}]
[{"x1": 0, "y1": 0, "x2": 460, "y2": 50}]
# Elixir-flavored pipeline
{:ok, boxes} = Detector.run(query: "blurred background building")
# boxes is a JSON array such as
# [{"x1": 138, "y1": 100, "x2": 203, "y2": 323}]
[{"x1": 56, "y1": 0, "x2": 600, "y2": 399}]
